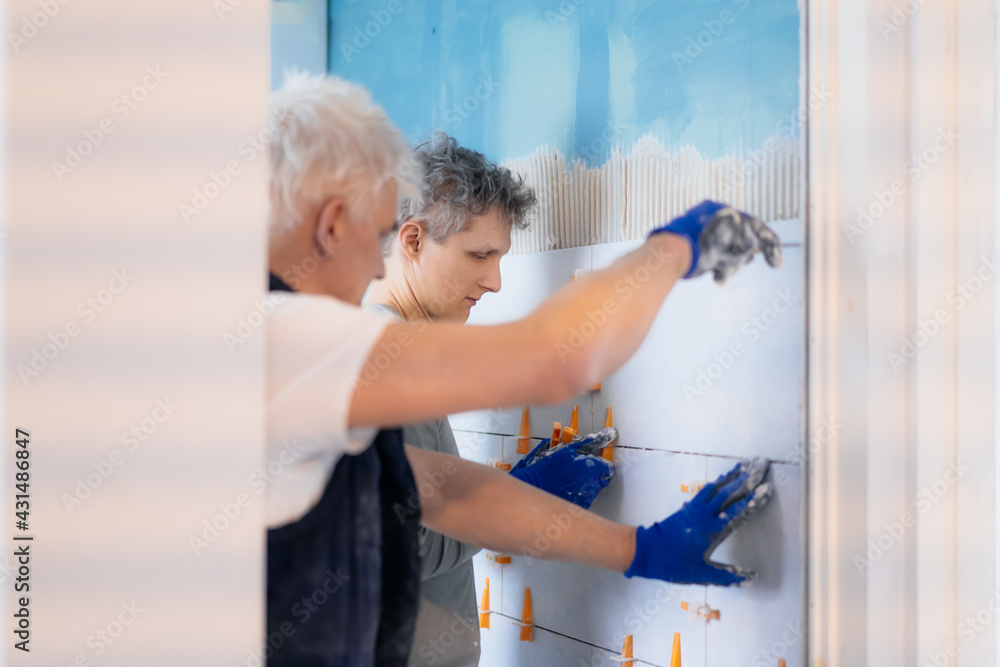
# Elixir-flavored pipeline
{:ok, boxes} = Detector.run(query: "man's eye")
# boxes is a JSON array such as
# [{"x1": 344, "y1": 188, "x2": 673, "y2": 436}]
[{"x1": 472, "y1": 253, "x2": 487, "y2": 260}]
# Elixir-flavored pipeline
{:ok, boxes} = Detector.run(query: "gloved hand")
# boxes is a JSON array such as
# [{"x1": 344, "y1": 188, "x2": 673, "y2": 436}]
[
  {"x1": 625, "y1": 458, "x2": 774, "y2": 586},
  {"x1": 509, "y1": 427, "x2": 617, "y2": 510},
  {"x1": 650, "y1": 200, "x2": 783, "y2": 284}
]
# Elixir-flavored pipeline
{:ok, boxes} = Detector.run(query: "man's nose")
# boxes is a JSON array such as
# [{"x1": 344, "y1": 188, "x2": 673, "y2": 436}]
[{"x1": 481, "y1": 260, "x2": 501, "y2": 293}]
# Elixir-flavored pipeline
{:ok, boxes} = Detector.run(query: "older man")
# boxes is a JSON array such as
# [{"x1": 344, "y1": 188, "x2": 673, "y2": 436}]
[{"x1": 265, "y1": 72, "x2": 782, "y2": 666}]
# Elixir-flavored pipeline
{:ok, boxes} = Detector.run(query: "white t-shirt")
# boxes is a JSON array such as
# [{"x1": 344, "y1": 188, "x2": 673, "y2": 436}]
[{"x1": 266, "y1": 291, "x2": 389, "y2": 528}]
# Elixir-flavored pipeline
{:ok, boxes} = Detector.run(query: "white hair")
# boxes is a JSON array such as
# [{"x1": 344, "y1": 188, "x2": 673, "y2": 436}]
[{"x1": 268, "y1": 71, "x2": 421, "y2": 235}]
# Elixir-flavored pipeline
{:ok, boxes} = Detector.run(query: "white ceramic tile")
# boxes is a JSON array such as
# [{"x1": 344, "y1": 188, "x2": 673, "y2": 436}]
[
  {"x1": 591, "y1": 240, "x2": 804, "y2": 462},
  {"x1": 452, "y1": 429, "x2": 503, "y2": 467},
  {"x1": 766, "y1": 217, "x2": 803, "y2": 246},
  {"x1": 450, "y1": 397, "x2": 595, "y2": 442},
  {"x1": 467, "y1": 245, "x2": 593, "y2": 326},
  {"x1": 704, "y1": 460, "x2": 803, "y2": 667},
  {"x1": 478, "y1": 611, "x2": 595, "y2": 667},
  {"x1": 452, "y1": 244, "x2": 595, "y2": 439},
  {"x1": 499, "y1": 448, "x2": 708, "y2": 666},
  {"x1": 460, "y1": 432, "x2": 507, "y2": 636},
  {"x1": 455, "y1": 237, "x2": 802, "y2": 667},
  {"x1": 591, "y1": 641, "x2": 693, "y2": 667}
]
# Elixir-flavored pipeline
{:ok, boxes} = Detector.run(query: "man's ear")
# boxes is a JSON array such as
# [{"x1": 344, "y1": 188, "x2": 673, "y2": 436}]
[
  {"x1": 315, "y1": 197, "x2": 348, "y2": 257},
  {"x1": 397, "y1": 218, "x2": 424, "y2": 259}
]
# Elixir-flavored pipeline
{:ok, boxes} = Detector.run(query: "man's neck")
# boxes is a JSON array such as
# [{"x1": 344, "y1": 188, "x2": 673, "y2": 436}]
[{"x1": 366, "y1": 278, "x2": 432, "y2": 323}]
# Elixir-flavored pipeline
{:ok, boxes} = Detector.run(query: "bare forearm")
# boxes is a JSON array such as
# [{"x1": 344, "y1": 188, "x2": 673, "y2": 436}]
[
  {"x1": 525, "y1": 232, "x2": 690, "y2": 389},
  {"x1": 349, "y1": 234, "x2": 689, "y2": 428},
  {"x1": 406, "y1": 445, "x2": 636, "y2": 573}
]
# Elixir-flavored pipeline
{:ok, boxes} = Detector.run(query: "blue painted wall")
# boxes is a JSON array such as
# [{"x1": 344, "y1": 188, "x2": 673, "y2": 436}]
[
  {"x1": 271, "y1": 0, "x2": 328, "y2": 89},
  {"x1": 325, "y1": 0, "x2": 799, "y2": 164}
]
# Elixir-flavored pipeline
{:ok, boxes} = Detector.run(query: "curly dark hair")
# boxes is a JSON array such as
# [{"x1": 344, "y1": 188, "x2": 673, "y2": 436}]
[{"x1": 397, "y1": 132, "x2": 536, "y2": 244}]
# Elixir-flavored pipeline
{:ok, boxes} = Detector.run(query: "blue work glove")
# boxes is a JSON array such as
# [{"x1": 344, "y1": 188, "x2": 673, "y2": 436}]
[
  {"x1": 509, "y1": 427, "x2": 617, "y2": 510},
  {"x1": 650, "y1": 200, "x2": 783, "y2": 284},
  {"x1": 625, "y1": 458, "x2": 774, "y2": 586}
]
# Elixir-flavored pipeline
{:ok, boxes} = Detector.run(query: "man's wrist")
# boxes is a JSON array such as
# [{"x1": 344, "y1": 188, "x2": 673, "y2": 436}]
[
  {"x1": 645, "y1": 232, "x2": 693, "y2": 280},
  {"x1": 620, "y1": 525, "x2": 639, "y2": 574}
]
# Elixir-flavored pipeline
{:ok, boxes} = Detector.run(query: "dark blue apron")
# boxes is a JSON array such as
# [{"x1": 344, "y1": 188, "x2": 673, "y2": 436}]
[{"x1": 266, "y1": 274, "x2": 421, "y2": 666}]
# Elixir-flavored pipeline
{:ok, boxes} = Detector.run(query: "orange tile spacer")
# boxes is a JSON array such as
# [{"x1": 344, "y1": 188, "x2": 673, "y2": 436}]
[
  {"x1": 590, "y1": 382, "x2": 603, "y2": 392},
  {"x1": 487, "y1": 458, "x2": 511, "y2": 472},
  {"x1": 549, "y1": 422, "x2": 562, "y2": 448},
  {"x1": 621, "y1": 634, "x2": 634, "y2": 667},
  {"x1": 478, "y1": 578, "x2": 490, "y2": 629},
  {"x1": 601, "y1": 407, "x2": 614, "y2": 462},
  {"x1": 777, "y1": 660, "x2": 786, "y2": 667},
  {"x1": 680, "y1": 600, "x2": 720, "y2": 621},
  {"x1": 670, "y1": 632, "x2": 681, "y2": 667},
  {"x1": 559, "y1": 426, "x2": 576, "y2": 443},
  {"x1": 517, "y1": 405, "x2": 531, "y2": 454},
  {"x1": 569, "y1": 405, "x2": 579, "y2": 433},
  {"x1": 519, "y1": 588, "x2": 533, "y2": 641},
  {"x1": 486, "y1": 552, "x2": 511, "y2": 566},
  {"x1": 680, "y1": 482, "x2": 705, "y2": 494}
]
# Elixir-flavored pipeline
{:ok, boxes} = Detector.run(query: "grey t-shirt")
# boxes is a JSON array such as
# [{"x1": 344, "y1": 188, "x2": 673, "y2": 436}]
[{"x1": 366, "y1": 303, "x2": 483, "y2": 667}]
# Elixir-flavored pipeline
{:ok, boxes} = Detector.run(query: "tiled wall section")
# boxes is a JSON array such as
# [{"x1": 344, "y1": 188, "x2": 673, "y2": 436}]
[{"x1": 453, "y1": 220, "x2": 804, "y2": 667}]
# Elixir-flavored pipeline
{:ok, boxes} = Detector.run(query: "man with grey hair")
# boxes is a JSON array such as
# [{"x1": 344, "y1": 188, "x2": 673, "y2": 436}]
[
  {"x1": 366, "y1": 134, "x2": 615, "y2": 666},
  {"x1": 266, "y1": 72, "x2": 782, "y2": 666}
]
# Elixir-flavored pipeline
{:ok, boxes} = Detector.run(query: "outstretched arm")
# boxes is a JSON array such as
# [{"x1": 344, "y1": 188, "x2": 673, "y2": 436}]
[
  {"x1": 406, "y1": 445, "x2": 636, "y2": 573},
  {"x1": 406, "y1": 445, "x2": 775, "y2": 586},
  {"x1": 349, "y1": 202, "x2": 782, "y2": 430},
  {"x1": 350, "y1": 233, "x2": 691, "y2": 428}
]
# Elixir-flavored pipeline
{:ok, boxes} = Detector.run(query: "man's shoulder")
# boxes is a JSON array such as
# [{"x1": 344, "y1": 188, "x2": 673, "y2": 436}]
[
  {"x1": 266, "y1": 292, "x2": 390, "y2": 364},
  {"x1": 270, "y1": 291, "x2": 380, "y2": 326}
]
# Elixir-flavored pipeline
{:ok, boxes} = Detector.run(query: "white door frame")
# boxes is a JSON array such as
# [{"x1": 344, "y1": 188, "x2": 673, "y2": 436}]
[{"x1": 806, "y1": 0, "x2": 997, "y2": 664}]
